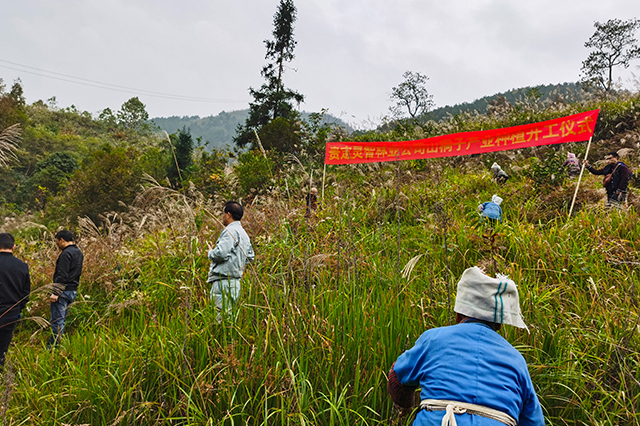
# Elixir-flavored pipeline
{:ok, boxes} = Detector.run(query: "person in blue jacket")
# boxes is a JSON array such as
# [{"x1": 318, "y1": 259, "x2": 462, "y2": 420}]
[
  {"x1": 478, "y1": 194, "x2": 503, "y2": 224},
  {"x1": 388, "y1": 266, "x2": 545, "y2": 426}
]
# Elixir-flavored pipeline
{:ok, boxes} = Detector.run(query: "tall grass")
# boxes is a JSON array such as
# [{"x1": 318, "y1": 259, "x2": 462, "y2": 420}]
[{"x1": 2, "y1": 139, "x2": 640, "y2": 424}]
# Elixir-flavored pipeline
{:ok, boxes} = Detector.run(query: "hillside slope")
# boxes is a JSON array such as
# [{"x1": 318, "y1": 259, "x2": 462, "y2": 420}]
[{"x1": 152, "y1": 110, "x2": 352, "y2": 149}]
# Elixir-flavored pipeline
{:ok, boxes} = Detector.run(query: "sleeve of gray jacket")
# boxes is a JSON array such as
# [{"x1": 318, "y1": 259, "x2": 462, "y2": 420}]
[
  {"x1": 246, "y1": 241, "x2": 255, "y2": 264},
  {"x1": 208, "y1": 229, "x2": 235, "y2": 263}
]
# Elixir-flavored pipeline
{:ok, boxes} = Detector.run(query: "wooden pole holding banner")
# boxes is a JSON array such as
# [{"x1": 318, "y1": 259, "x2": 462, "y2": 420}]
[
  {"x1": 321, "y1": 163, "x2": 327, "y2": 201},
  {"x1": 568, "y1": 136, "x2": 593, "y2": 218}
]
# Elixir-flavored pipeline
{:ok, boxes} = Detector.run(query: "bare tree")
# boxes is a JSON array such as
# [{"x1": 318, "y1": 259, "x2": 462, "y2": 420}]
[
  {"x1": 580, "y1": 18, "x2": 640, "y2": 92},
  {"x1": 0, "y1": 124, "x2": 20, "y2": 167},
  {"x1": 389, "y1": 71, "x2": 435, "y2": 119}
]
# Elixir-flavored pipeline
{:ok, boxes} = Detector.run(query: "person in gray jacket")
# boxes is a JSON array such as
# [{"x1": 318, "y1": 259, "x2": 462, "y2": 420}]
[{"x1": 207, "y1": 201, "x2": 255, "y2": 321}]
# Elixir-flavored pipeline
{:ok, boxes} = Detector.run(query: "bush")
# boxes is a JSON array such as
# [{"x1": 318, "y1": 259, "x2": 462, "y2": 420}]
[
  {"x1": 234, "y1": 150, "x2": 274, "y2": 195},
  {"x1": 47, "y1": 144, "x2": 143, "y2": 225}
]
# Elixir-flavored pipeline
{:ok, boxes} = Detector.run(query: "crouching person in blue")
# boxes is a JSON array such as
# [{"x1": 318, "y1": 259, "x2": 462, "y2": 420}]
[
  {"x1": 207, "y1": 201, "x2": 255, "y2": 321},
  {"x1": 388, "y1": 266, "x2": 544, "y2": 426},
  {"x1": 48, "y1": 230, "x2": 83, "y2": 348},
  {"x1": 478, "y1": 194, "x2": 503, "y2": 225}
]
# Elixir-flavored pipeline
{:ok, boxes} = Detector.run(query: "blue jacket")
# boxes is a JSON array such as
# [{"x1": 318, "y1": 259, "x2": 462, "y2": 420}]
[
  {"x1": 482, "y1": 202, "x2": 502, "y2": 221},
  {"x1": 394, "y1": 322, "x2": 544, "y2": 425}
]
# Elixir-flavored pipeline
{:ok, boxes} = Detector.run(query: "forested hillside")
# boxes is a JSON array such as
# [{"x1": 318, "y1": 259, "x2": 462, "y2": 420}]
[
  {"x1": 151, "y1": 110, "x2": 249, "y2": 149},
  {"x1": 427, "y1": 82, "x2": 583, "y2": 121},
  {"x1": 152, "y1": 110, "x2": 352, "y2": 150}
]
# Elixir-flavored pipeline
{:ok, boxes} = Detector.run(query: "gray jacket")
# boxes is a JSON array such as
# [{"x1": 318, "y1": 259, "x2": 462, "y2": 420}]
[{"x1": 207, "y1": 221, "x2": 255, "y2": 281}]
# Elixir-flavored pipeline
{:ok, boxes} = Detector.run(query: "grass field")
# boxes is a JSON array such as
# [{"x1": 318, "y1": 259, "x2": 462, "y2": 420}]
[{"x1": 1, "y1": 156, "x2": 639, "y2": 426}]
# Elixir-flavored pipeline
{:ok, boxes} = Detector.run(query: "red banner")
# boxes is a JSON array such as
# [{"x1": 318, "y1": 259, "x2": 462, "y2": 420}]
[{"x1": 325, "y1": 109, "x2": 599, "y2": 165}]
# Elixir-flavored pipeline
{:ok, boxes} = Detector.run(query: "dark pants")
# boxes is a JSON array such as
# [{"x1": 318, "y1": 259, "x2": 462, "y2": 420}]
[
  {"x1": 607, "y1": 190, "x2": 627, "y2": 204},
  {"x1": 0, "y1": 317, "x2": 19, "y2": 367}
]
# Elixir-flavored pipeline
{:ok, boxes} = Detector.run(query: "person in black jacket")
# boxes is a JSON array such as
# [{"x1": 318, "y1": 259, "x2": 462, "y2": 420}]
[
  {"x1": 0, "y1": 233, "x2": 30, "y2": 366},
  {"x1": 583, "y1": 151, "x2": 631, "y2": 204},
  {"x1": 48, "y1": 230, "x2": 83, "y2": 348}
]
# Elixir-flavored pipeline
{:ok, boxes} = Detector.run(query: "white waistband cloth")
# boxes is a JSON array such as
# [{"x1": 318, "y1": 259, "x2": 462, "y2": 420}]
[{"x1": 420, "y1": 399, "x2": 517, "y2": 426}]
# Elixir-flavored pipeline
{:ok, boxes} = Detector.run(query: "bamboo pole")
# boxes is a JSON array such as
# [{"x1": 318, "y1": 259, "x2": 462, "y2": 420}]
[
  {"x1": 253, "y1": 129, "x2": 267, "y2": 159},
  {"x1": 163, "y1": 131, "x2": 183, "y2": 184},
  {"x1": 568, "y1": 136, "x2": 593, "y2": 218},
  {"x1": 321, "y1": 163, "x2": 327, "y2": 201}
]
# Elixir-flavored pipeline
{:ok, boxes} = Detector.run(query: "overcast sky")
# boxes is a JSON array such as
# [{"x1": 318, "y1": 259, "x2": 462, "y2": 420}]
[{"x1": 1, "y1": 0, "x2": 639, "y2": 128}]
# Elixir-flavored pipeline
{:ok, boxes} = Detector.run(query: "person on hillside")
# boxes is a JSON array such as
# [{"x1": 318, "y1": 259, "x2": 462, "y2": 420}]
[
  {"x1": 388, "y1": 266, "x2": 544, "y2": 426},
  {"x1": 491, "y1": 162, "x2": 509, "y2": 184},
  {"x1": 305, "y1": 187, "x2": 318, "y2": 218},
  {"x1": 207, "y1": 201, "x2": 255, "y2": 321},
  {"x1": 583, "y1": 151, "x2": 631, "y2": 204},
  {"x1": 478, "y1": 194, "x2": 503, "y2": 225},
  {"x1": 562, "y1": 152, "x2": 581, "y2": 178},
  {"x1": 0, "y1": 233, "x2": 31, "y2": 367},
  {"x1": 49, "y1": 230, "x2": 83, "y2": 348}
]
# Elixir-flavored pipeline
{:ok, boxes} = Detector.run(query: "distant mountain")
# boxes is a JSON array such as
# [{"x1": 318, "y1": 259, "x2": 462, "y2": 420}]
[
  {"x1": 152, "y1": 110, "x2": 351, "y2": 150},
  {"x1": 427, "y1": 82, "x2": 584, "y2": 121},
  {"x1": 152, "y1": 110, "x2": 248, "y2": 150}
]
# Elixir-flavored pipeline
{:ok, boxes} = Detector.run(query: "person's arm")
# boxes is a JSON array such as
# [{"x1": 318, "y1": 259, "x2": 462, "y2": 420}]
[
  {"x1": 208, "y1": 229, "x2": 235, "y2": 262},
  {"x1": 616, "y1": 164, "x2": 631, "y2": 191},
  {"x1": 245, "y1": 242, "x2": 255, "y2": 264},
  {"x1": 21, "y1": 265, "x2": 31, "y2": 310},
  {"x1": 518, "y1": 375, "x2": 545, "y2": 426},
  {"x1": 54, "y1": 250, "x2": 73, "y2": 285},
  {"x1": 388, "y1": 362, "x2": 418, "y2": 412},
  {"x1": 584, "y1": 162, "x2": 611, "y2": 176},
  {"x1": 51, "y1": 251, "x2": 73, "y2": 298}
]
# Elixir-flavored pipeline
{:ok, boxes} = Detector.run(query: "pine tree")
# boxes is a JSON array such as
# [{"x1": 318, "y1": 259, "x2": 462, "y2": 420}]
[
  {"x1": 580, "y1": 18, "x2": 640, "y2": 92},
  {"x1": 234, "y1": 0, "x2": 304, "y2": 149}
]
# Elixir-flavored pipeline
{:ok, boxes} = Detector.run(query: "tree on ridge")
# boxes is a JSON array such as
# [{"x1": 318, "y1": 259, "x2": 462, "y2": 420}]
[
  {"x1": 580, "y1": 18, "x2": 640, "y2": 92},
  {"x1": 234, "y1": 0, "x2": 304, "y2": 150}
]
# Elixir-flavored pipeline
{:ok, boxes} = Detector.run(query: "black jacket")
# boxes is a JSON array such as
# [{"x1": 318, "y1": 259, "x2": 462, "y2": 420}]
[
  {"x1": 0, "y1": 252, "x2": 31, "y2": 318},
  {"x1": 586, "y1": 161, "x2": 631, "y2": 194},
  {"x1": 53, "y1": 245, "x2": 84, "y2": 293}
]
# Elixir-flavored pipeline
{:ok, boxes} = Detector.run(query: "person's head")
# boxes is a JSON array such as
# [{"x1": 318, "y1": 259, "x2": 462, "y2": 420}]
[
  {"x1": 310, "y1": 187, "x2": 318, "y2": 195},
  {"x1": 54, "y1": 230, "x2": 75, "y2": 250},
  {"x1": 567, "y1": 152, "x2": 576, "y2": 159},
  {"x1": 491, "y1": 162, "x2": 501, "y2": 171},
  {"x1": 0, "y1": 233, "x2": 15, "y2": 251},
  {"x1": 605, "y1": 152, "x2": 619, "y2": 164},
  {"x1": 223, "y1": 201, "x2": 244, "y2": 226},
  {"x1": 454, "y1": 266, "x2": 528, "y2": 331},
  {"x1": 491, "y1": 194, "x2": 503, "y2": 206}
]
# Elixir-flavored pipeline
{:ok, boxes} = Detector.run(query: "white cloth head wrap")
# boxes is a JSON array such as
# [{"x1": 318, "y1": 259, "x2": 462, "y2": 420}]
[
  {"x1": 491, "y1": 194, "x2": 503, "y2": 205},
  {"x1": 491, "y1": 162, "x2": 501, "y2": 171},
  {"x1": 454, "y1": 267, "x2": 528, "y2": 330}
]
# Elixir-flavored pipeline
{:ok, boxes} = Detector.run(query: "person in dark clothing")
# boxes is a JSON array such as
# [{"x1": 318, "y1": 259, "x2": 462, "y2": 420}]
[
  {"x1": 0, "y1": 233, "x2": 30, "y2": 367},
  {"x1": 48, "y1": 230, "x2": 83, "y2": 348},
  {"x1": 305, "y1": 187, "x2": 318, "y2": 218},
  {"x1": 583, "y1": 152, "x2": 631, "y2": 204},
  {"x1": 491, "y1": 163, "x2": 509, "y2": 184}
]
